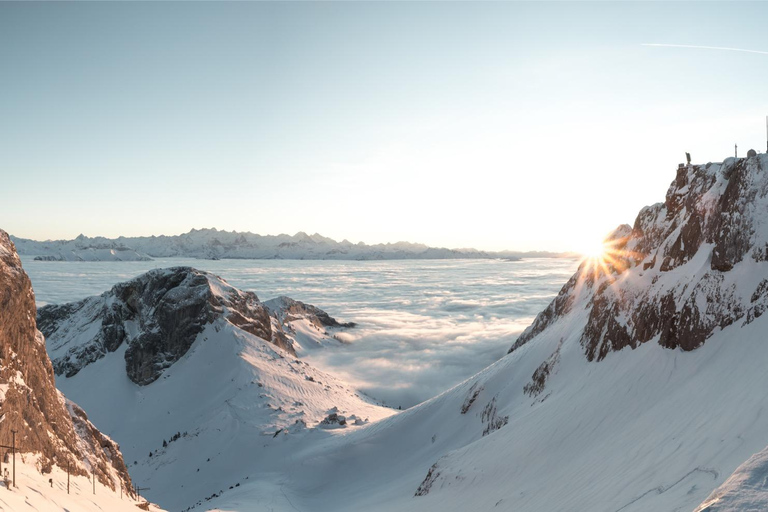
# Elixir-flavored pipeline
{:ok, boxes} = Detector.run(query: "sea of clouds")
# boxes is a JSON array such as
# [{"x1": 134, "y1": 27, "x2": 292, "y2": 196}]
[{"x1": 22, "y1": 257, "x2": 578, "y2": 408}]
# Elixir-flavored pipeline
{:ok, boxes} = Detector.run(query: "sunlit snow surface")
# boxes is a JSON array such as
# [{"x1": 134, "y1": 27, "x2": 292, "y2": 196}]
[
  {"x1": 0, "y1": 456, "x2": 162, "y2": 512},
  {"x1": 22, "y1": 257, "x2": 577, "y2": 408}
]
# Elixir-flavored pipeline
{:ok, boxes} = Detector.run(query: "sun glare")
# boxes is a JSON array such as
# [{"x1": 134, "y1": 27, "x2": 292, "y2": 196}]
[
  {"x1": 577, "y1": 236, "x2": 637, "y2": 282},
  {"x1": 579, "y1": 241, "x2": 608, "y2": 260}
]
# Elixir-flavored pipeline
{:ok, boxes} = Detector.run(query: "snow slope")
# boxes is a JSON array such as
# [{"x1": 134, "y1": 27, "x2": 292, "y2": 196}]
[
  {"x1": 694, "y1": 443, "x2": 768, "y2": 512},
  {"x1": 12, "y1": 228, "x2": 569, "y2": 261},
  {"x1": 42, "y1": 269, "x2": 396, "y2": 511},
  {"x1": 195, "y1": 153, "x2": 768, "y2": 511},
  {"x1": 202, "y1": 314, "x2": 768, "y2": 512},
  {"x1": 0, "y1": 457, "x2": 162, "y2": 512}
]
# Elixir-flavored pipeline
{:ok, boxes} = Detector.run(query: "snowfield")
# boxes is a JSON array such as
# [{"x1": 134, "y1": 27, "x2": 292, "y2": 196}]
[
  {"x1": 201, "y1": 310, "x2": 768, "y2": 512},
  {"x1": 46, "y1": 270, "x2": 397, "y2": 511},
  {"x1": 0, "y1": 457, "x2": 162, "y2": 512},
  {"x1": 55, "y1": 321, "x2": 396, "y2": 511}
]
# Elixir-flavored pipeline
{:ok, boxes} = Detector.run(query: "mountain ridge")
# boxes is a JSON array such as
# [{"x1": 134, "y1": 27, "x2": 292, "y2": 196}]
[
  {"x1": 39, "y1": 266, "x2": 396, "y2": 510},
  {"x1": 11, "y1": 228, "x2": 576, "y2": 261}
]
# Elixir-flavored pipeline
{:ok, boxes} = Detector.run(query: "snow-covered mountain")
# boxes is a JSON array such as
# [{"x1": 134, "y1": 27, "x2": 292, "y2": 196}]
[
  {"x1": 32, "y1": 153, "x2": 768, "y2": 511},
  {"x1": 0, "y1": 229, "x2": 162, "y2": 511},
  {"x1": 12, "y1": 234, "x2": 152, "y2": 261},
  {"x1": 12, "y1": 228, "x2": 570, "y2": 261},
  {"x1": 189, "y1": 152, "x2": 768, "y2": 511},
  {"x1": 39, "y1": 267, "x2": 396, "y2": 510}
]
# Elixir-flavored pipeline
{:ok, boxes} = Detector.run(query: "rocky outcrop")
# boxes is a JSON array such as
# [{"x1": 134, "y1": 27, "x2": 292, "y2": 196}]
[
  {"x1": 523, "y1": 338, "x2": 563, "y2": 397},
  {"x1": 511, "y1": 154, "x2": 768, "y2": 363},
  {"x1": 0, "y1": 229, "x2": 132, "y2": 492},
  {"x1": 39, "y1": 268, "x2": 271, "y2": 384},
  {"x1": 414, "y1": 462, "x2": 441, "y2": 496},
  {"x1": 264, "y1": 296, "x2": 356, "y2": 329},
  {"x1": 480, "y1": 396, "x2": 509, "y2": 437},
  {"x1": 39, "y1": 268, "x2": 354, "y2": 385}
]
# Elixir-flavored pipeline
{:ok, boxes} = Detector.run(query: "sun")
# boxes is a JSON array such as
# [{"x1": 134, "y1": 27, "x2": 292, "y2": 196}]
[
  {"x1": 579, "y1": 240, "x2": 609, "y2": 260},
  {"x1": 576, "y1": 236, "x2": 637, "y2": 282}
]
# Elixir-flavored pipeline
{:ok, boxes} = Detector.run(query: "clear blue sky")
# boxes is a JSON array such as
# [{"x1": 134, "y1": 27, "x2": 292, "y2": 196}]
[{"x1": 3, "y1": 1, "x2": 768, "y2": 252}]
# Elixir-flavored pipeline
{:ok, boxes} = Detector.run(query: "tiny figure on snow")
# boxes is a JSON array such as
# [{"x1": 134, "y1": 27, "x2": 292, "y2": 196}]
[{"x1": 686, "y1": 152, "x2": 691, "y2": 165}]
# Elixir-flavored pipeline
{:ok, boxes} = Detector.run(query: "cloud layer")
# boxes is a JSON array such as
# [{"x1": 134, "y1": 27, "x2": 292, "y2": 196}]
[{"x1": 24, "y1": 257, "x2": 578, "y2": 408}]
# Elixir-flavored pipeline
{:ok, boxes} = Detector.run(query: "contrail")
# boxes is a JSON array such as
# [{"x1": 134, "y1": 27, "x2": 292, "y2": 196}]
[{"x1": 642, "y1": 43, "x2": 768, "y2": 56}]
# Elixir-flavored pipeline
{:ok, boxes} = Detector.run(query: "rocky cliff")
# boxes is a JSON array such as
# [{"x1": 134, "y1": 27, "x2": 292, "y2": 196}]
[
  {"x1": 512, "y1": 153, "x2": 768, "y2": 362},
  {"x1": 38, "y1": 267, "x2": 354, "y2": 385},
  {"x1": 0, "y1": 229, "x2": 132, "y2": 493}
]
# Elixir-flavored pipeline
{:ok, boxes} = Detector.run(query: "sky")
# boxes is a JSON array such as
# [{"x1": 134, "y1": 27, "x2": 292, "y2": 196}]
[{"x1": 3, "y1": 2, "x2": 768, "y2": 253}]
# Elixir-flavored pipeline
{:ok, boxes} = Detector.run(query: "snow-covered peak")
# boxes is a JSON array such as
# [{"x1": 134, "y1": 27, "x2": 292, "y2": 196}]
[
  {"x1": 39, "y1": 266, "x2": 354, "y2": 385},
  {"x1": 264, "y1": 295, "x2": 356, "y2": 329},
  {"x1": 9, "y1": 234, "x2": 153, "y2": 261},
  {"x1": 512, "y1": 153, "x2": 768, "y2": 361},
  {"x1": 42, "y1": 266, "x2": 393, "y2": 510}
]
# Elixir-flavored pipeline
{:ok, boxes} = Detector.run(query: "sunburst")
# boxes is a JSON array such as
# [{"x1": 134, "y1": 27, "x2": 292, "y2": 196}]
[{"x1": 578, "y1": 238, "x2": 636, "y2": 283}]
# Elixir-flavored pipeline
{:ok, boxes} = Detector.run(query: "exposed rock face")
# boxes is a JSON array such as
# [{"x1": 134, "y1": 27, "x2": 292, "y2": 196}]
[
  {"x1": 264, "y1": 296, "x2": 356, "y2": 329},
  {"x1": 414, "y1": 462, "x2": 441, "y2": 496},
  {"x1": 39, "y1": 268, "x2": 353, "y2": 385},
  {"x1": 511, "y1": 156, "x2": 768, "y2": 363},
  {"x1": 523, "y1": 338, "x2": 563, "y2": 397},
  {"x1": 0, "y1": 229, "x2": 132, "y2": 491}
]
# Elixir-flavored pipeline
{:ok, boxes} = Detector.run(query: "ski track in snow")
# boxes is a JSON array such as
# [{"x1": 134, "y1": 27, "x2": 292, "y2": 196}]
[{"x1": 614, "y1": 467, "x2": 719, "y2": 512}]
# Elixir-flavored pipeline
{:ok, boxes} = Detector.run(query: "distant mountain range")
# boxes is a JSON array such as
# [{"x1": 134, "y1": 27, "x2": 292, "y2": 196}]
[{"x1": 11, "y1": 228, "x2": 576, "y2": 261}]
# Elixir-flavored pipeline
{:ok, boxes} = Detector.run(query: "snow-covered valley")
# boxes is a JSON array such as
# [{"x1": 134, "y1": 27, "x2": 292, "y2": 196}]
[{"x1": 6, "y1": 153, "x2": 768, "y2": 511}]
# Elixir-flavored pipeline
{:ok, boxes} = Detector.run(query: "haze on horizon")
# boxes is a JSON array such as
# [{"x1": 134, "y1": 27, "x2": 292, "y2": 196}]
[{"x1": 3, "y1": 2, "x2": 768, "y2": 253}]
